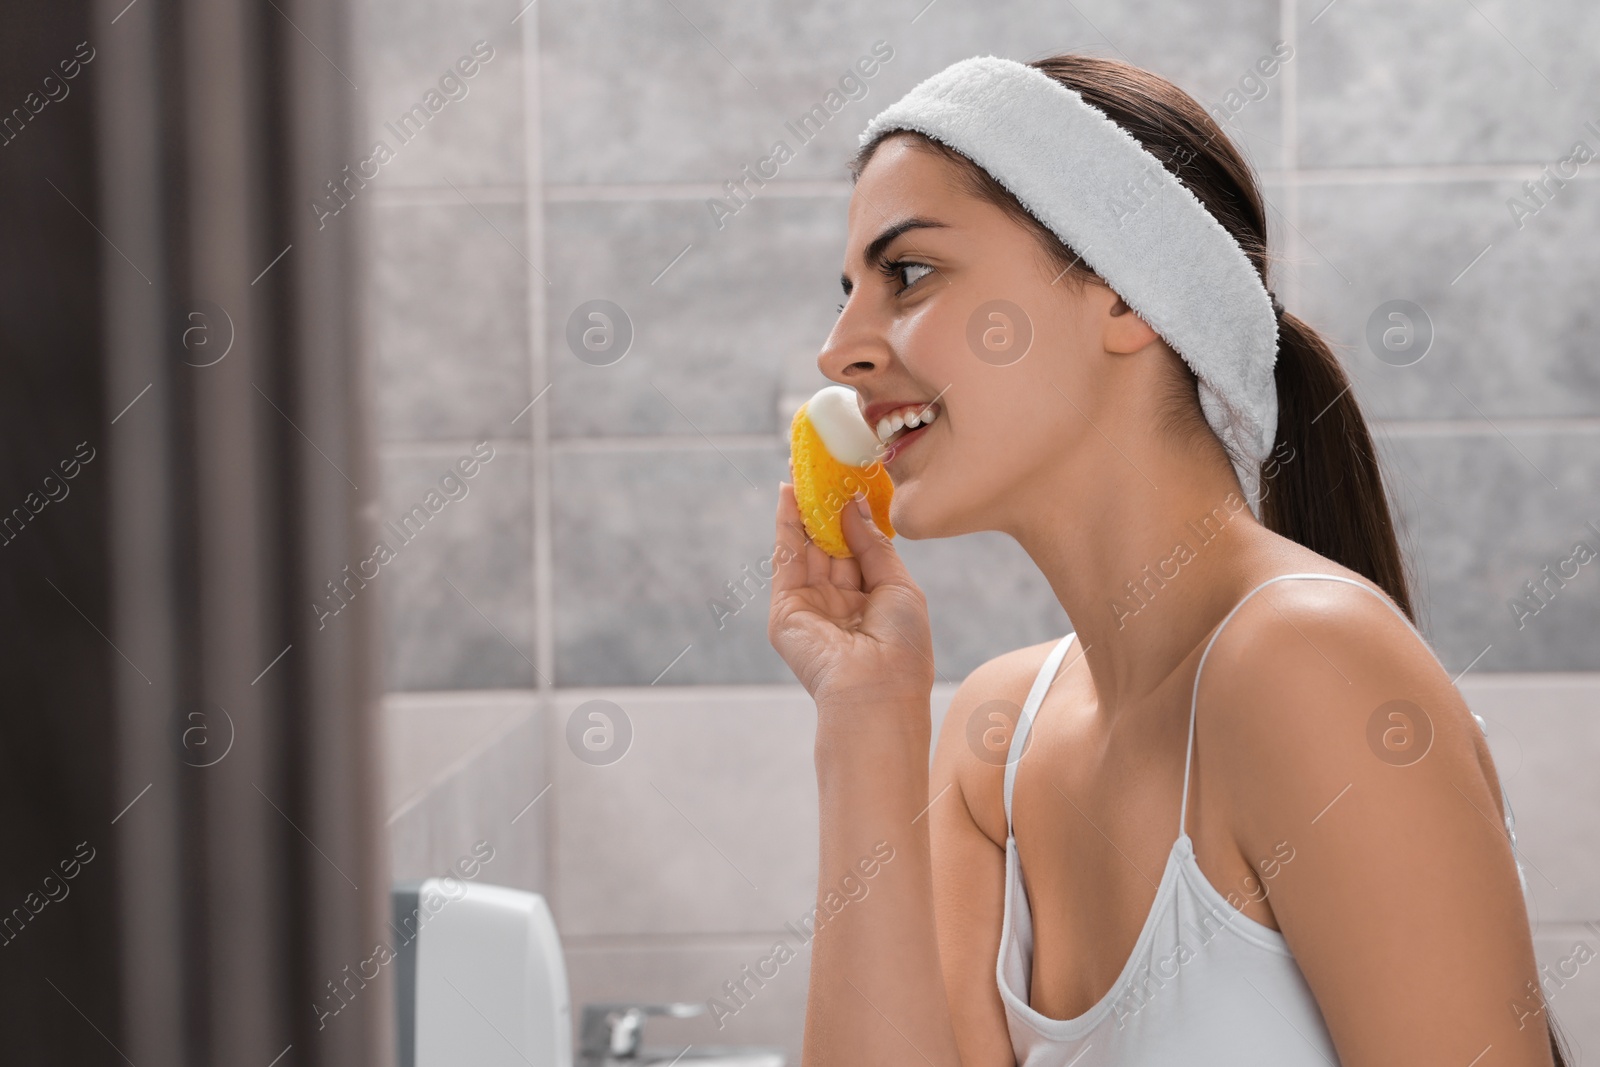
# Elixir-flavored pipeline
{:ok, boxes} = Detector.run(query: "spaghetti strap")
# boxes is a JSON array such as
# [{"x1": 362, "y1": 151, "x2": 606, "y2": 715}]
[
  {"x1": 1003, "y1": 632, "x2": 1078, "y2": 838},
  {"x1": 1178, "y1": 573, "x2": 1411, "y2": 840}
]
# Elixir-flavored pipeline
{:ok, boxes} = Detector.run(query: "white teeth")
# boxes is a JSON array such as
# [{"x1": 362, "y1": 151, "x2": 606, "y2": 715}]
[{"x1": 873, "y1": 403, "x2": 940, "y2": 443}]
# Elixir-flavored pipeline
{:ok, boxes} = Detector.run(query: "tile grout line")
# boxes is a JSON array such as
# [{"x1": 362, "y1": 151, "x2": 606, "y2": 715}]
[
  {"x1": 546, "y1": 179, "x2": 855, "y2": 201},
  {"x1": 1371, "y1": 417, "x2": 1600, "y2": 437},
  {"x1": 561, "y1": 931, "x2": 843, "y2": 949},
  {"x1": 365, "y1": 164, "x2": 1600, "y2": 209},
  {"x1": 384, "y1": 704, "x2": 538, "y2": 827},
  {"x1": 519, "y1": 3, "x2": 560, "y2": 925},
  {"x1": 1282, "y1": 0, "x2": 1300, "y2": 310},
  {"x1": 372, "y1": 417, "x2": 1600, "y2": 462},
  {"x1": 371, "y1": 184, "x2": 526, "y2": 205},
  {"x1": 378, "y1": 437, "x2": 534, "y2": 456},
  {"x1": 556, "y1": 921, "x2": 1600, "y2": 949},
  {"x1": 392, "y1": 671, "x2": 1600, "y2": 701},
  {"x1": 1286, "y1": 163, "x2": 1600, "y2": 185},
  {"x1": 522, "y1": 0, "x2": 553, "y2": 701}
]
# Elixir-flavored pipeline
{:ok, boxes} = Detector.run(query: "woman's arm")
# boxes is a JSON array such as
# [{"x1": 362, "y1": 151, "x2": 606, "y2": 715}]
[
  {"x1": 1202, "y1": 580, "x2": 1553, "y2": 1066},
  {"x1": 768, "y1": 486, "x2": 964, "y2": 1066},
  {"x1": 927, "y1": 654, "x2": 1038, "y2": 1065},
  {"x1": 808, "y1": 696, "x2": 961, "y2": 1066}
]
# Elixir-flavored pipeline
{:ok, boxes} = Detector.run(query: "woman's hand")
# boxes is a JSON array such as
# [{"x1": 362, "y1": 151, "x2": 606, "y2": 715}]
[{"x1": 767, "y1": 482, "x2": 936, "y2": 711}]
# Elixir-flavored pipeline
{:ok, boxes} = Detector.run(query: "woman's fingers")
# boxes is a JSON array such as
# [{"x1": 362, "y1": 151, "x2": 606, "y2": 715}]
[
  {"x1": 805, "y1": 537, "x2": 833, "y2": 587},
  {"x1": 840, "y1": 492, "x2": 903, "y2": 592},
  {"x1": 830, "y1": 550, "x2": 863, "y2": 592},
  {"x1": 774, "y1": 481, "x2": 866, "y2": 596},
  {"x1": 775, "y1": 480, "x2": 858, "y2": 592}
]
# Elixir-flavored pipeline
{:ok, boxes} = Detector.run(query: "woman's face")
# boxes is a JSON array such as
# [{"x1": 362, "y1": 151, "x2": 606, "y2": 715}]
[{"x1": 820, "y1": 134, "x2": 1136, "y2": 542}]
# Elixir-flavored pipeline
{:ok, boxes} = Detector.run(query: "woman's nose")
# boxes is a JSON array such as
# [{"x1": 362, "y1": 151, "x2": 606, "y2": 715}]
[{"x1": 816, "y1": 308, "x2": 888, "y2": 385}]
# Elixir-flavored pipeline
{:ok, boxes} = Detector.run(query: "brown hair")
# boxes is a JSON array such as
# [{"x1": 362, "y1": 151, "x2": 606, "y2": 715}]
[{"x1": 850, "y1": 53, "x2": 1569, "y2": 1066}]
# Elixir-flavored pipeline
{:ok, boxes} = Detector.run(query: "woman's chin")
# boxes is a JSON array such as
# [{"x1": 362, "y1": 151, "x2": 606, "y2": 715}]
[
  {"x1": 889, "y1": 480, "x2": 991, "y2": 542},
  {"x1": 887, "y1": 487, "x2": 937, "y2": 541},
  {"x1": 885, "y1": 491, "x2": 913, "y2": 539}
]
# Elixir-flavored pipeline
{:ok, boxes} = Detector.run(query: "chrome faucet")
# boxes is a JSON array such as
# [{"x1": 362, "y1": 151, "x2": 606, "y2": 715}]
[{"x1": 579, "y1": 1001, "x2": 706, "y2": 1062}]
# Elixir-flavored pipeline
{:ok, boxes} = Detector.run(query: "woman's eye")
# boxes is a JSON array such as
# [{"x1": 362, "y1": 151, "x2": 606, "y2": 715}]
[
  {"x1": 880, "y1": 258, "x2": 933, "y2": 292},
  {"x1": 836, "y1": 261, "x2": 934, "y2": 313},
  {"x1": 898, "y1": 262, "x2": 934, "y2": 289}
]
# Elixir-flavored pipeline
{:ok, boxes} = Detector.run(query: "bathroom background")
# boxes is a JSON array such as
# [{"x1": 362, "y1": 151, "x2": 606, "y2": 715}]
[{"x1": 363, "y1": 1, "x2": 1600, "y2": 1062}]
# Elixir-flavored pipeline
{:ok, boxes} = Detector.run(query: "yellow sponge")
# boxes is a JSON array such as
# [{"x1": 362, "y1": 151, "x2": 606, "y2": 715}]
[{"x1": 789, "y1": 386, "x2": 894, "y2": 558}]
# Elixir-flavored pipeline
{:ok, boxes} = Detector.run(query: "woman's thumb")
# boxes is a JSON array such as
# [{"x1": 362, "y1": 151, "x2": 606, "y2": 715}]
[{"x1": 841, "y1": 493, "x2": 900, "y2": 586}]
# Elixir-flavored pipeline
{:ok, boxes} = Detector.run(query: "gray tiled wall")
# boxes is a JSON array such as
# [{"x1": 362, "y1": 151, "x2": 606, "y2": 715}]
[
  {"x1": 367, "y1": 0, "x2": 1600, "y2": 692},
  {"x1": 358, "y1": 0, "x2": 1600, "y2": 1062},
  {"x1": 371, "y1": 199, "x2": 533, "y2": 440}
]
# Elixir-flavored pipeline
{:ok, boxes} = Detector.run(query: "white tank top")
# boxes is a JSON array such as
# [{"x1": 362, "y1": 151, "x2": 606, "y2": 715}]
[{"x1": 996, "y1": 572, "x2": 1527, "y2": 1065}]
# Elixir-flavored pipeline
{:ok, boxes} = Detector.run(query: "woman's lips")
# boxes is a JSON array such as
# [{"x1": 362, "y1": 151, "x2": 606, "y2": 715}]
[{"x1": 883, "y1": 421, "x2": 931, "y2": 465}]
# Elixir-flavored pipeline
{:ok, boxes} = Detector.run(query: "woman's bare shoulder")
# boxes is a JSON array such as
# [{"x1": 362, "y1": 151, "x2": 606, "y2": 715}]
[
  {"x1": 1195, "y1": 571, "x2": 1505, "y2": 838},
  {"x1": 932, "y1": 635, "x2": 1074, "y2": 847}
]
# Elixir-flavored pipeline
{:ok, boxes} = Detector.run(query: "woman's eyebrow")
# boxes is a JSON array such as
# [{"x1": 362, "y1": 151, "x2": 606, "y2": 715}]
[{"x1": 839, "y1": 216, "x2": 949, "y2": 295}]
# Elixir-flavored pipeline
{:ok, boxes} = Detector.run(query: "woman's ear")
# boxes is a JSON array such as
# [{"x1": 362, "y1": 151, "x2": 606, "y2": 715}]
[{"x1": 1104, "y1": 295, "x2": 1161, "y2": 355}]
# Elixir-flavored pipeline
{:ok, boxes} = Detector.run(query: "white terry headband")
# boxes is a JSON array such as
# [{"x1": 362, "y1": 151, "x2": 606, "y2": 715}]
[{"x1": 858, "y1": 55, "x2": 1281, "y2": 516}]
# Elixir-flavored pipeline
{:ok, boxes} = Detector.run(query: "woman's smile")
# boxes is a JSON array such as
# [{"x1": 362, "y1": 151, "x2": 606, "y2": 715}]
[{"x1": 883, "y1": 415, "x2": 935, "y2": 466}]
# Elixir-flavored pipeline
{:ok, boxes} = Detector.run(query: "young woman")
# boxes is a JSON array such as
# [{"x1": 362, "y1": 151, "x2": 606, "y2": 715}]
[{"x1": 768, "y1": 54, "x2": 1568, "y2": 1066}]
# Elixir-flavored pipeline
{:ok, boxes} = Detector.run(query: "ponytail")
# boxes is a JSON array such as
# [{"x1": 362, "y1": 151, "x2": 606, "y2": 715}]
[{"x1": 1258, "y1": 311, "x2": 1415, "y2": 622}]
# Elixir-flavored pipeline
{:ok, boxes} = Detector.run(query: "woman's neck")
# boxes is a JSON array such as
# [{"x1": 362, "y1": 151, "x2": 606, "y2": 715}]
[{"x1": 1005, "y1": 447, "x2": 1286, "y2": 717}]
